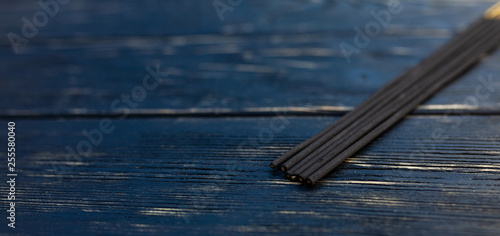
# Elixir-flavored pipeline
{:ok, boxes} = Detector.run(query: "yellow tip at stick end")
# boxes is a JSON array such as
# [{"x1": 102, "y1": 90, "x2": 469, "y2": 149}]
[{"x1": 485, "y1": 2, "x2": 500, "y2": 19}]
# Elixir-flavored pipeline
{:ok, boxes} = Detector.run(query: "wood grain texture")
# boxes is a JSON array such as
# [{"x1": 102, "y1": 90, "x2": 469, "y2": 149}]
[
  {"x1": 1, "y1": 116, "x2": 499, "y2": 235},
  {"x1": 1, "y1": 0, "x2": 500, "y2": 115},
  {"x1": 0, "y1": 0, "x2": 494, "y2": 40},
  {"x1": 1, "y1": 0, "x2": 500, "y2": 235}
]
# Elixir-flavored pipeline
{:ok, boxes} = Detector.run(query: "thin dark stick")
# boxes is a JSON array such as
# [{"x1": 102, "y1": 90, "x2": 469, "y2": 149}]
[
  {"x1": 305, "y1": 21, "x2": 500, "y2": 184},
  {"x1": 283, "y1": 19, "x2": 494, "y2": 174},
  {"x1": 289, "y1": 20, "x2": 496, "y2": 177},
  {"x1": 301, "y1": 23, "x2": 500, "y2": 181},
  {"x1": 269, "y1": 19, "x2": 487, "y2": 170},
  {"x1": 275, "y1": 19, "x2": 490, "y2": 171}
]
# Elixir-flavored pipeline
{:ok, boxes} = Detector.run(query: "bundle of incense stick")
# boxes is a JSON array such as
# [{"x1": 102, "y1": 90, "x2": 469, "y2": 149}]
[{"x1": 270, "y1": 2, "x2": 500, "y2": 185}]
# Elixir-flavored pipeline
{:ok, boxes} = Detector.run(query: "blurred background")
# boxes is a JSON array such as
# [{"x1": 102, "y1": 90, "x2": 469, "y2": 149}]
[
  {"x1": 1, "y1": 1, "x2": 500, "y2": 235},
  {"x1": 1, "y1": 0, "x2": 499, "y2": 115}
]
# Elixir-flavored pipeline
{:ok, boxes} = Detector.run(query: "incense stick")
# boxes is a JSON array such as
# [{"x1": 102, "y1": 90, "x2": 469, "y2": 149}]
[
  {"x1": 271, "y1": 18, "x2": 490, "y2": 171},
  {"x1": 292, "y1": 19, "x2": 496, "y2": 179},
  {"x1": 270, "y1": 4, "x2": 500, "y2": 184},
  {"x1": 284, "y1": 19, "x2": 491, "y2": 175},
  {"x1": 306, "y1": 25, "x2": 500, "y2": 184},
  {"x1": 303, "y1": 23, "x2": 500, "y2": 183}
]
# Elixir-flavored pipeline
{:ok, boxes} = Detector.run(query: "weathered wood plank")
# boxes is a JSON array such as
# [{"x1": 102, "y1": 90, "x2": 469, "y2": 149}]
[
  {"x1": 1, "y1": 1, "x2": 499, "y2": 235},
  {"x1": 0, "y1": 0, "x2": 494, "y2": 42},
  {"x1": 1, "y1": 116, "x2": 499, "y2": 235},
  {"x1": 1, "y1": 0, "x2": 500, "y2": 115},
  {"x1": 1, "y1": 34, "x2": 500, "y2": 115}
]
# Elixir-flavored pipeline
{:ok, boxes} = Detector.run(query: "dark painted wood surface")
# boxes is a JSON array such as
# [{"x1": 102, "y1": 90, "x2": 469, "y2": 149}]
[
  {"x1": 0, "y1": 1, "x2": 492, "y2": 39},
  {"x1": 1, "y1": 0, "x2": 500, "y2": 235},
  {"x1": 2, "y1": 117, "x2": 500, "y2": 235},
  {"x1": 1, "y1": 0, "x2": 500, "y2": 115},
  {"x1": 2, "y1": 35, "x2": 500, "y2": 116}
]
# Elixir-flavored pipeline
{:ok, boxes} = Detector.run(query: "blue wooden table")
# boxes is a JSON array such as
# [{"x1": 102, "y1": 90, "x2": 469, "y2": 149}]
[{"x1": 1, "y1": 0, "x2": 500, "y2": 235}]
